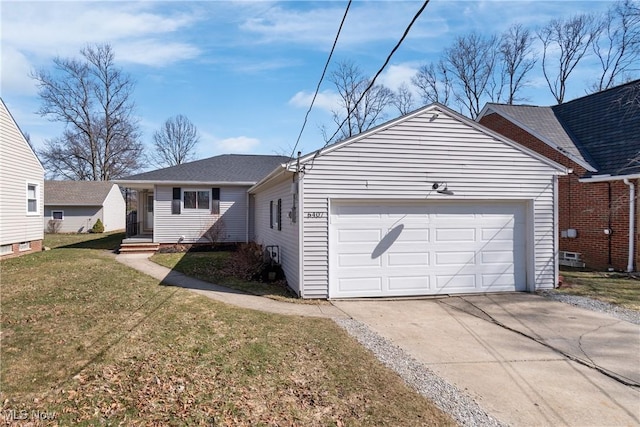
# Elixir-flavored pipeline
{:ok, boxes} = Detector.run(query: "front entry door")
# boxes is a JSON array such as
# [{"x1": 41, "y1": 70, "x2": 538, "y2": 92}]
[{"x1": 143, "y1": 192, "x2": 154, "y2": 233}]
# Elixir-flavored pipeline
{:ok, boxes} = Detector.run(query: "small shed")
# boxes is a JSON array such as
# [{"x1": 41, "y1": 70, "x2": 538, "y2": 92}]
[{"x1": 44, "y1": 181, "x2": 125, "y2": 233}]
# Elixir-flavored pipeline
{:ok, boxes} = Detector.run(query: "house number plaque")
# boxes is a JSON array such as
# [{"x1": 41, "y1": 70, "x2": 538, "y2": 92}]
[{"x1": 306, "y1": 212, "x2": 325, "y2": 218}]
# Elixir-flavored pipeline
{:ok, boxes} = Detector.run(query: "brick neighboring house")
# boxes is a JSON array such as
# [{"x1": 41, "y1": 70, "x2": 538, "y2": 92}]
[{"x1": 477, "y1": 80, "x2": 640, "y2": 271}]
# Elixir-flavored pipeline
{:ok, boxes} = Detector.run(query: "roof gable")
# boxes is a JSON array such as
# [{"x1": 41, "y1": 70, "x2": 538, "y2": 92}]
[
  {"x1": 296, "y1": 103, "x2": 567, "y2": 173},
  {"x1": 45, "y1": 181, "x2": 118, "y2": 206},
  {"x1": 120, "y1": 154, "x2": 289, "y2": 184},
  {"x1": 0, "y1": 98, "x2": 45, "y2": 173}
]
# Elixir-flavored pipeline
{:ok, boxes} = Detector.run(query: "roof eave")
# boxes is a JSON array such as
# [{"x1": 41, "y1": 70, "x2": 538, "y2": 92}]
[
  {"x1": 113, "y1": 179, "x2": 258, "y2": 187},
  {"x1": 248, "y1": 164, "x2": 291, "y2": 193},
  {"x1": 579, "y1": 173, "x2": 640, "y2": 183}
]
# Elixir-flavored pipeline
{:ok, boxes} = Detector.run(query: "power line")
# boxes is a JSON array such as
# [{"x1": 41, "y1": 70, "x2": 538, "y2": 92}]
[
  {"x1": 315, "y1": 0, "x2": 430, "y2": 158},
  {"x1": 287, "y1": 0, "x2": 352, "y2": 165}
]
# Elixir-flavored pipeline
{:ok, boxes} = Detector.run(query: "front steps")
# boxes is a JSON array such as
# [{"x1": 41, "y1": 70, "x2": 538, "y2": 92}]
[{"x1": 119, "y1": 238, "x2": 159, "y2": 254}]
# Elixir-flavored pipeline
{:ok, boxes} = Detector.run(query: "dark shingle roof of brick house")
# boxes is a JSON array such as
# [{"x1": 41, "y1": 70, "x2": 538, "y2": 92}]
[
  {"x1": 45, "y1": 181, "x2": 116, "y2": 206},
  {"x1": 120, "y1": 154, "x2": 289, "y2": 183},
  {"x1": 482, "y1": 80, "x2": 640, "y2": 178},
  {"x1": 552, "y1": 80, "x2": 640, "y2": 177}
]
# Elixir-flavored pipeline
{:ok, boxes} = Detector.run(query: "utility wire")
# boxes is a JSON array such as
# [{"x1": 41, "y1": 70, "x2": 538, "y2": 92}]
[
  {"x1": 287, "y1": 0, "x2": 352, "y2": 166},
  {"x1": 314, "y1": 0, "x2": 430, "y2": 160}
]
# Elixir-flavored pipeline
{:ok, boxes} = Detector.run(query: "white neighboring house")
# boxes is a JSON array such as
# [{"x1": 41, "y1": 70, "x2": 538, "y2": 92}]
[
  {"x1": 250, "y1": 103, "x2": 568, "y2": 299},
  {"x1": 0, "y1": 98, "x2": 45, "y2": 258},
  {"x1": 44, "y1": 181, "x2": 126, "y2": 233}
]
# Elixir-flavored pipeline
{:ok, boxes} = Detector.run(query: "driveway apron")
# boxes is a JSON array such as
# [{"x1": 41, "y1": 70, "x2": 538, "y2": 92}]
[{"x1": 333, "y1": 294, "x2": 640, "y2": 427}]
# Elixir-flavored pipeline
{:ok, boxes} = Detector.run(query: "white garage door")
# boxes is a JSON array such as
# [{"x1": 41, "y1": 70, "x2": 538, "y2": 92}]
[{"x1": 330, "y1": 201, "x2": 527, "y2": 298}]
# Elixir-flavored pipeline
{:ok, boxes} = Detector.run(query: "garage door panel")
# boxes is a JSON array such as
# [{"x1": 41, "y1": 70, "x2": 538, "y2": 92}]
[
  {"x1": 482, "y1": 227, "x2": 514, "y2": 241},
  {"x1": 337, "y1": 253, "x2": 381, "y2": 268},
  {"x1": 436, "y1": 228, "x2": 476, "y2": 242},
  {"x1": 331, "y1": 202, "x2": 526, "y2": 298},
  {"x1": 388, "y1": 252, "x2": 430, "y2": 266},
  {"x1": 338, "y1": 229, "x2": 380, "y2": 242},
  {"x1": 388, "y1": 276, "x2": 430, "y2": 290},
  {"x1": 435, "y1": 251, "x2": 476, "y2": 265},
  {"x1": 338, "y1": 277, "x2": 382, "y2": 293},
  {"x1": 436, "y1": 274, "x2": 477, "y2": 289}
]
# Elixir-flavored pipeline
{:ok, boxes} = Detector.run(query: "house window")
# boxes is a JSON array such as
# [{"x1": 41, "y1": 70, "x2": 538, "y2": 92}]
[
  {"x1": 27, "y1": 183, "x2": 38, "y2": 214},
  {"x1": 19, "y1": 241, "x2": 31, "y2": 251},
  {"x1": 270, "y1": 199, "x2": 282, "y2": 230},
  {"x1": 184, "y1": 190, "x2": 210, "y2": 210},
  {"x1": 0, "y1": 244, "x2": 13, "y2": 255},
  {"x1": 52, "y1": 210, "x2": 64, "y2": 220},
  {"x1": 211, "y1": 188, "x2": 220, "y2": 215}
]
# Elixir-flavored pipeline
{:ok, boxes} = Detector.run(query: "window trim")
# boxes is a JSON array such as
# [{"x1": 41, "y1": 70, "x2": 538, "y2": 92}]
[
  {"x1": 26, "y1": 182, "x2": 39, "y2": 215},
  {"x1": 51, "y1": 210, "x2": 64, "y2": 220},
  {"x1": 183, "y1": 189, "x2": 211, "y2": 210}
]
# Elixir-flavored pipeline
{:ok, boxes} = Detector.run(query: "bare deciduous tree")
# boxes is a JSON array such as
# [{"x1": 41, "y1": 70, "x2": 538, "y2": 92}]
[
  {"x1": 329, "y1": 60, "x2": 395, "y2": 142},
  {"x1": 150, "y1": 114, "x2": 200, "y2": 167},
  {"x1": 412, "y1": 61, "x2": 452, "y2": 106},
  {"x1": 590, "y1": 0, "x2": 640, "y2": 92},
  {"x1": 538, "y1": 14, "x2": 602, "y2": 103},
  {"x1": 442, "y1": 32, "x2": 500, "y2": 118},
  {"x1": 499, "y1": 24, "x2": 537, "y2": 104},
  {"x1": 32, "y1": 43, "x2": 143, "y2": 180},
  {"x1": 392, "y1": 83, "x2": 416, "y2": 115}
]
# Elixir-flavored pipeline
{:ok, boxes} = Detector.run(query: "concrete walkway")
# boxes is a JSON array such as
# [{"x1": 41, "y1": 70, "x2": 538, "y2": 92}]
[
  {"x1": 115, "y1": 253, "x2": 347, "y2": 319},
  {"x1": 334, "y1": 297, "x2": 640, "y2": 427}
]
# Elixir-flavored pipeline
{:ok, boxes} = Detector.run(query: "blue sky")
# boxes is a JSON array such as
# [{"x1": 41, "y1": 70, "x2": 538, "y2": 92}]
[{"x1": 1, "y1": 1, "x2": 617, "y2": 168}]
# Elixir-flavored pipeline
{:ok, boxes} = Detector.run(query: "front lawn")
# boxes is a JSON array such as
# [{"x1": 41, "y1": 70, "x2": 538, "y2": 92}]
[
  {"x1": 44, "y1": 231, "x2": 125, "y2": 250},
  {"x1": 151, "y1": 251, "x2": 309, "y2": 303},
  {"x1": 557, "y1": 270, "x2": 640, "y2": 311},
  {"x1": 1, "y1": 235, "x2": 453, "y2": 425}
]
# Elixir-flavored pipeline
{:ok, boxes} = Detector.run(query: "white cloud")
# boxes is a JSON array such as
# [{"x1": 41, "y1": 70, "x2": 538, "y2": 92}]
[
  {"x1": 1, "y1": 2, "x2": 201, "y2": 72},
  {"x1": 378, "y1": 63, "x2": 419, "y2": 91},
  {"x1": 288, "y1": 90, "x2": 341, "y2": 113},
  {"x1": 0, "y1": 47, "x2": 37, "y2": 96},
  {"x1": 116, "y1": 40, "x2": 201, "y2": 67},
  {"x1": 216, "y1": 136, "x2": 260, "y2": 153}
]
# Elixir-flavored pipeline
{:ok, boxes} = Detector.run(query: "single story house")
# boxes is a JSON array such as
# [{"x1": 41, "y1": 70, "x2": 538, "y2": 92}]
[
  {"x1": 477, "y1": 80, "x2": 640, "y2": 271},
  {"x1": 250, "y1": 103, "x2": 567, "y2": 298},
  {"x1": 44, "y1": 181, "x2": 126, "y2": 233},
  {"x1": 0, "y1": 98, "x2": 44, "y2": 259},
  {"x1": 115, "y1": 154, "x2": 289, "y2": 245}
]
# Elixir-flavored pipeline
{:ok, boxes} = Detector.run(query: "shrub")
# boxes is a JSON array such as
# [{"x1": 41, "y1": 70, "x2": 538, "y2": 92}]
[
  {"x1": 91, "y1": 218, "x2": 105, "y2": 233},
  {"x1": 220, "y1": 242, "x2": 265, "y2": 281},
  {"x1": 47, "y1": 219, "x2": 63, "y2": 233}
]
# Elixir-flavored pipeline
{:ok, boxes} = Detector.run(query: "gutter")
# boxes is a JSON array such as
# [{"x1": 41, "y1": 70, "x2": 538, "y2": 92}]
[{"x1": 624, "y1": 179, "x2": 636, "y2": 272}]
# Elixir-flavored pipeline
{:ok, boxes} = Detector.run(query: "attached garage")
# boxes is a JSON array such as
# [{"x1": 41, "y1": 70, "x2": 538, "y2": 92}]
[
  {"x1": 330, "y1": 201, "x2": 528, "y2": 298},
  {"x1": 249, "y1": 103, "x2": 566, "y2": 299}
]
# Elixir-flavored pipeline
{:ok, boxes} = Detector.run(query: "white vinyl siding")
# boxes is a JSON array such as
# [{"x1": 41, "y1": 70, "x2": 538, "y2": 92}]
[
  {"x1": 44, "y1": 206, "x2": 103, "y2": 233},
  {"x1": 252, "y1": 174, "x2": 300, "y2": 295},
  {"x1": 101, "y1": 184, "x2": 126, "y2": 231},
  {"x1": 0, "y1": 100, "x2": 44, "y2": 247},
  {"x1": 154, "y1": 185, "x2": 248, "y2": 243},
  {"x1": 300, "y1": 108, "x2": 559, "y2": 298}
]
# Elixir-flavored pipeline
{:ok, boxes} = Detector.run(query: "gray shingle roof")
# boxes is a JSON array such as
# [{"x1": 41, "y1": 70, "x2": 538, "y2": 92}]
[
  {"x1": 484, "y1": 80, "x2": 640, "y2": 178},
  {"x1": 120, "y1": 154, "x2": 289, "y2": 183},
  {"x1": 45, "y1": 181, "x2": 116, "y2": 206}
]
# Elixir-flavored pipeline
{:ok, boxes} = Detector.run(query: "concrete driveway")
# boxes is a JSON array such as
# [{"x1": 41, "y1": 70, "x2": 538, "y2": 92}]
[{"x1": 333, "y1": 294, "x2": 640, "y2": 427}]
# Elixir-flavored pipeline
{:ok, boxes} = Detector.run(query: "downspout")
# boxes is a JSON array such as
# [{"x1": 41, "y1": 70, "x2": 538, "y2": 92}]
[{"x1": 623, "y1": 179, "x2": 635, "y2": 272}]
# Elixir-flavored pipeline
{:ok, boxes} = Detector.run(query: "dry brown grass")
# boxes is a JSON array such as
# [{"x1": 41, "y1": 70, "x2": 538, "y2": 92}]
[
  {"x1": 557, "y1": 269, "x2": 640, "y2": 311},
  {"x1": 1, "y1": 239, "x2": 454, "y2": 426}
]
